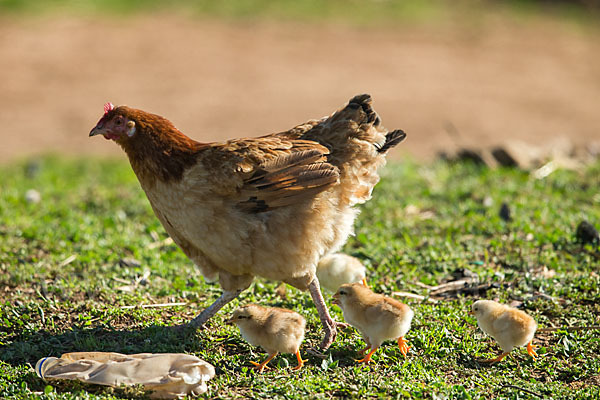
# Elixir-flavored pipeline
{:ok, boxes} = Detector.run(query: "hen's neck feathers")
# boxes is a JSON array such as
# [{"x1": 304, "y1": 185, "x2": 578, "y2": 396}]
[{"x1": 119, "y1": 108, "x2": 207, "y2": 185}]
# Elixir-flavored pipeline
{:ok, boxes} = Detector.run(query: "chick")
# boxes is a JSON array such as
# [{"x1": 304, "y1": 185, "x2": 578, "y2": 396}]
[
  {"x1": 471, "y1": 300, "x2": 538, "y2": 363},
  {"x1": 228, "y1": 304, "x2": 307, "y2": 372},
  {"x1": 332, "y1": 283, "x2": 414, "y2": 363},
  {"x1": 316, "y1": 253, "x2": 368, "y2": 293}
]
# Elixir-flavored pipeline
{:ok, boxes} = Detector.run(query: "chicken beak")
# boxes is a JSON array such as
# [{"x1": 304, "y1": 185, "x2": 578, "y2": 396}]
[
  {"x1": 89, "y1": 125, "x2": 105, "y2": 137},
  {"x1": 331, "y1": 295, "x2": 340, "y2": 306},
  {"x1": 468, "y1": 311, "x2": 474, "y2": 315}
]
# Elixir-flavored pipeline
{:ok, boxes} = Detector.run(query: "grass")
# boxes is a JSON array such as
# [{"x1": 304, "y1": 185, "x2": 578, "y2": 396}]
[
  {"x1": 1, "y1": 156, "x2": 599, "y2": 399},
  {"x1": 0, "y1": 0, "x2": 598, "y2": 28}
]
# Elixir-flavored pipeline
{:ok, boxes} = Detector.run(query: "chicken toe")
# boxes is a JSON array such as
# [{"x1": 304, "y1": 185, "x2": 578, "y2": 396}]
[
  {"x1": 250, "y1": 352, "x2": 278, "y2": 373},
  {"x1": 355, "y1": 347, "x2": 378, "y2": 364},
  {"x1": 397, "y1": 336, "x2": 410, "y2": 357},
  {"x1": 477, "y1": 352, "x2": 510, "y2": 364},
  {"x1": 292, "y1": 351, "x2": 308, "y2": 371},
  {"x1": 527, "y1": 342, "x2": 537, "y2": 359}
]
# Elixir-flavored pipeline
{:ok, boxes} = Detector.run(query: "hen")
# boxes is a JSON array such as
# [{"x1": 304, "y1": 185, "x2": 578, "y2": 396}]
[{"x1": 89, "y1": 94, "x2": 405, "y2": 350}]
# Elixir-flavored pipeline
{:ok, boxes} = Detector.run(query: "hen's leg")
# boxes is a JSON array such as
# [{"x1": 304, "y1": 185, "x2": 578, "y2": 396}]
[
  {"x1": 309, "y1": 277, "x2": 343, "y2": 350},
  {"x1": 187, "y1": 288, "x2": 245, "y2": 328}
]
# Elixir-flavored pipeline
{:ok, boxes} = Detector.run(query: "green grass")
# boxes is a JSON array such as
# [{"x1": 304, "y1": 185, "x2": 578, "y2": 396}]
[
  {"x1": 1, "y1": 156, "x2": 599, "y2": 399},
  {"x1": 0, "y1": 0, "x2": 598, "y2": 28}
]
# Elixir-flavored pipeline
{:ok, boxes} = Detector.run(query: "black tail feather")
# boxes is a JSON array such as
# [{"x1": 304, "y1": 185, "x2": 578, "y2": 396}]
[
  {"x1": 377, "y1": 130, "x2": 406, "y2": 153},
  {"x1": 348, "y1": 94, "x2": 381, "y2": 126}
]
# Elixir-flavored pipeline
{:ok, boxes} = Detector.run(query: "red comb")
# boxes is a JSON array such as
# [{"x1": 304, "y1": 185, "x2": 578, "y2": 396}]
[{"x1": 103, "y1": 102, "x2": 114, "y2": 114}]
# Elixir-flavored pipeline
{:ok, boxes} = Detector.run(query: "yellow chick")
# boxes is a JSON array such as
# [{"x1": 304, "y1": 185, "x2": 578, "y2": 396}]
[
  {"x1": 471, "y1": 300, "x2": 538, "y2": 363},
  {"x1": 316, "y1": 253, "x2": 368, "y2": 293},
  {"x1": 228, "y1": 304, "x2": 307, "y2": 372},
  {"x1": 332, "y1": 283, "x2": 414, "y2": 364}
]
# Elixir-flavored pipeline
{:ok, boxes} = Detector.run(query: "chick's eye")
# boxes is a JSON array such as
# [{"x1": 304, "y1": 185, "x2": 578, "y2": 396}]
[
  {"x1": 238, "y1": 315, "x2": 245, "y2": 319},
  {"x1": 115, "y1": 118, "x2": 122, "y2": 125},
  {"x1": 339, "y1": 290, "x2": 346, "y2": 296}
]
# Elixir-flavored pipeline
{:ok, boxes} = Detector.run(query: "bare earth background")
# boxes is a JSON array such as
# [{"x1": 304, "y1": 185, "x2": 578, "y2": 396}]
[{"x1": 0, "y1": 15, "x2": 598, "y2": 162}]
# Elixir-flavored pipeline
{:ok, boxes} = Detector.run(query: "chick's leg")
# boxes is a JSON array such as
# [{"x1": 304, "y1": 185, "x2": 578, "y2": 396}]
[
  {"x1": 355, "y1": 347, "x2": 378, "y2": 364},
  {"x1": 309, "y1": 277, "x2": 344, "y2": 350},
  {"x1": 250, "y1": 352, "x2": 278, "y2": 373},
  {"x1": 397, "y1": 336, "x2": 410, "y2": 357},
  {"x1": 361, "y1": 278, "x2": 368, "y2": 287},
  {"x1": 357, "y1": 344, "x2": 371, "y2": 356},
  {"x1": 478, "y1": 352, "x2": 510, "y2": 364},
  {"x1": 527, "y1": 341, "x2": 537, "y2": 359},
  {"x1": 187, "y1": 288, "x2": 245, "y2": 328},
  {"x1": 357, "y1": 335, "x2": 371, "y2": 356},
  {"x1": 292, "y1": 351, "x2": 308, "y2": 371}
]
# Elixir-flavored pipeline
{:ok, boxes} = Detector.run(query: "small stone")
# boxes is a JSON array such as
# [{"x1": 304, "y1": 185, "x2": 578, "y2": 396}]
[
  {"x1": 24, "y1": 160, "x2": 41, "y2": 178},
  {"x1": 526, "y1": 233, "x2": 534, "y2": 241},
  {"x1": 575, "y1": 221, "x2": 599, "y2": 245},
  {"x1": 499, "y1": 202, "x2": 512, "y2": 222},
  {"x1": 483, "y1": 196, "x2": 493, "y2": 208},
  {"x1": 119, "y1": 258, "x2": 142, "y2": 268},
  {"x1": 25, "y1": 189, "x2": 41, "y2": 204}
]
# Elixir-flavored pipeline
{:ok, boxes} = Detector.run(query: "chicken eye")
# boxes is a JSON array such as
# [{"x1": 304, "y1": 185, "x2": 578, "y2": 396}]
[
  {"x1": 339, "y1": 290, "x2": 346, "y2": 296},
  {"x1": 115, "y1": 118, "x2": 122, "y2": 125},
  {"x1": 238, "y1": 315, "x2": 245, "y2": 319}
]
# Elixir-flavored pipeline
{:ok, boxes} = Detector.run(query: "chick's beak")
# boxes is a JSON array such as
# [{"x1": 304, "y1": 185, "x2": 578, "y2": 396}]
[
  {"x1": 468, "y1": 311, "x2": 474, "y2": 315},
  {"x1": 331, "y1": 294, "x2": 340, "y2": 305}
]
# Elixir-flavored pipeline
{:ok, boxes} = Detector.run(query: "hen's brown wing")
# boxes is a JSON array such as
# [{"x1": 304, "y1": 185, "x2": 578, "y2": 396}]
[{"x1": 197, "y1": 137, "x2": 339, "y2": 213}]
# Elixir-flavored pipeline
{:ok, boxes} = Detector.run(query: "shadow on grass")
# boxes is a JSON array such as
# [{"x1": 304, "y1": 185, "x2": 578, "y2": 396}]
[{"x1": 0, "y1": 324, "x2": 218, "y2": 367}]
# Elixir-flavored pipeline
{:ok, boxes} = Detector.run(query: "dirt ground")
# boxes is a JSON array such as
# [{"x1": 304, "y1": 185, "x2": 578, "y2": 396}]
[{"x1": 0, "y1": 15, "x2": 598, "y2": 162}]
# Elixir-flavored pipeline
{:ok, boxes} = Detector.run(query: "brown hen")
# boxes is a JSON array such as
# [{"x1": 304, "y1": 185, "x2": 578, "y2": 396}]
[{"x1": 89, "y1": 95, "x2": 405, "y2": 350}]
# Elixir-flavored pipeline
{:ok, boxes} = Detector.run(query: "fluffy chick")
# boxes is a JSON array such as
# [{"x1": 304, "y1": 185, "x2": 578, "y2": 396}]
[
  {"x1": 229, "y1": 304, "x2": 307, "y2": 372},
  {"x1": 316, "y1": 253, "x2": 367, "y2": 293},
  {"x1": 471, "y1": 299, "x2": 538, "y2": 363},
  {"x1": 332, "y1": 283, "x2": 414, "y2": 364}
]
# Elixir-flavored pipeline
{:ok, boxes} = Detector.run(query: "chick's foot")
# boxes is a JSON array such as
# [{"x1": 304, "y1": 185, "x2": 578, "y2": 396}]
[
  {"x1": 527, "y1": 342, "x2": 538, "y2": 359},
  {"x1": 477, "y1": 352, "x2": 510, "y2": 364},
  {"x1": 292, "y1": 351, "x2": 308, "y2": 371},
  {"x1": 250, "y1": 352, "x2": 278, "y2": 373},
  {"x1": 354, "y1": 347, "x2": 377, "y2": 364},
  {"x1": 397, "y1": 336, "x2": 410, "y2": 357}
]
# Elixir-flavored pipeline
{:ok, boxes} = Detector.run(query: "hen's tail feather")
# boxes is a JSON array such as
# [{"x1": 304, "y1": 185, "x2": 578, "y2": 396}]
[
  {"x1": 376, "y1": 130, "x2": 406, "y2": 154},
  {"x1": 347, "y1": 94, "x2": 380, "y2": 126}
]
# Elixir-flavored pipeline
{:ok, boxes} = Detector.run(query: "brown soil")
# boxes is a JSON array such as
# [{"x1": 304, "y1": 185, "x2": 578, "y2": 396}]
[{"x1": 1, "y1": 15, "x2": 598, "y2": 162}]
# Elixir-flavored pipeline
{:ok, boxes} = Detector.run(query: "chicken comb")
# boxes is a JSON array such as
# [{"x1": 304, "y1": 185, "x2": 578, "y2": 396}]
[{"x1": 103, "y1": 102, "x2": 114, "y2": 114}]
